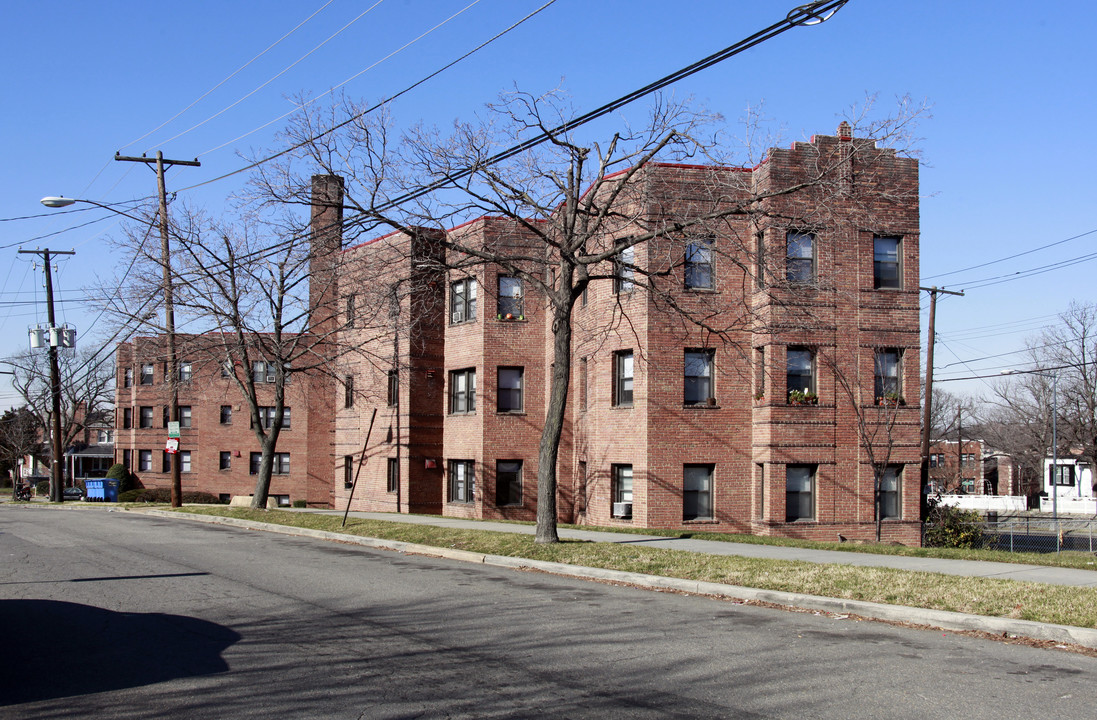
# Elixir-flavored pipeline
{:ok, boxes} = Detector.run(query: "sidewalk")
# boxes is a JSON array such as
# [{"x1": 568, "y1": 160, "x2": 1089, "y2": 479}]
[{"x1": 309, "y1": 510, "x2": 1097, "y2": 588}]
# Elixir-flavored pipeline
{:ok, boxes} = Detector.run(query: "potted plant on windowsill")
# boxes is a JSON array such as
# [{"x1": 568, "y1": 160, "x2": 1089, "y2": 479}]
[
  {"x1": 875, "y1": 392, "x2": 905, "y2": 406},
  {"x1": 753, "y1": 390, "x2": 765, "y2": 403},
  {"x1": 787, "y1": 389, "x2": 818, "y2": 406}
]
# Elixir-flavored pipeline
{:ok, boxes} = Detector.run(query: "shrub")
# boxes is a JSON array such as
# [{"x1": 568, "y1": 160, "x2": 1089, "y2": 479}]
[
  {"x1": 105, "y1": 463, "x2": 139, "y2": 494},
  {"x1": 922, "y1": 496, "x2": 984, "y2": 548},
  {"x1": 35, "y1": 480, "x2": 50, "y2": 495},
  {"x1": 292, "y1": 499, "x2": 307, "y2": 508},
  {"x1": 181, "y1": 491, "x2": 222, "y2": 504}
]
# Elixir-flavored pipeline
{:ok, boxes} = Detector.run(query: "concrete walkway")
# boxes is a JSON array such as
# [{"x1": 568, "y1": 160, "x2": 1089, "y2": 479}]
[{"x1": 308, "y1": 510, "x2": 1097, "y2": 588}]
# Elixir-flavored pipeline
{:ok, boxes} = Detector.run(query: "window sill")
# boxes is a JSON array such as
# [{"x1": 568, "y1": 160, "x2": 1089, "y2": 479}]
[
  {"x1": 449, "y1": 319, "x2": 478, "y2": 327},
  {"x1": 496, "y1": 411, "x2": 526, "y2": 416},
  {"x1": 495, "y1": 315, "x2": 527, "y2": 322},
  {"x1": 682, "y1": 518, "x2": 718, "y2": 524},
  {"x1": 611, "y1": 403, "x2": 633, "y2": 410},
  {"x1": 684, "y1": 286, "x2": 718, "y2": 293},
  {"x1": 683, "y1": 403, "x2": 719, "y2": 409},
  {"x1": 448, "y1": 411, "x2": 477, "y2": 417}
]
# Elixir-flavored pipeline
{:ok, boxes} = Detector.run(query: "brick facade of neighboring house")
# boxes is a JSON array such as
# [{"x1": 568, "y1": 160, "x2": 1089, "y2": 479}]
[
  {"x1": 114, "y1": 336, "x2": 333, "y2": 506},
  {"x1": 325, "y1": 125, "x2": 923, "y2": 544},
  {"x1": 927, "y1": 439, "x2": 985, "y2": 494}
]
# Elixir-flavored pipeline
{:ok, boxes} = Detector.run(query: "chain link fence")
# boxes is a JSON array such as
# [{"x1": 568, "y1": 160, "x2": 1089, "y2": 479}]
[{"x1": 924, "y1": 516, "x2": 1097, "y2": 554}]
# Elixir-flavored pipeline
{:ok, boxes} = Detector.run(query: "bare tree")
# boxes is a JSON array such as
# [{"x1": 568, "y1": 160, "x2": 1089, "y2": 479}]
[
  {"x1": 255, "y1": 89, "x2": 925, "y2": 541},
  {"x1": 0, "y1": 406, "x2": 39, "y2": 495},
  {"x1": 4, "y1": 348, "x2": 115, "y2": 483}
]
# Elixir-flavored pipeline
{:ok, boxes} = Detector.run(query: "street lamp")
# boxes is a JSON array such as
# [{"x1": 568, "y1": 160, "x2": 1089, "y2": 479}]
[
  {"x1": 1001, "y1": 368, "x2": 1059, "y2": 529},
  {"x1": 41, "y1": 194, "x2": 183, "y2": 507}
]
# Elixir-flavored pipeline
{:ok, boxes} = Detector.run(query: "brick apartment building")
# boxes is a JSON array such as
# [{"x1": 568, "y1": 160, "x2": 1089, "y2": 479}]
[
  {"x1": 321, "y1": 123, "x2": 923, "y2": 544},
  {"x1": 114, "y1": 335, "x2": 333, "y2": 506},
  {"x1": 114, "y1": 124, "x2": 921, "y2": 542}
]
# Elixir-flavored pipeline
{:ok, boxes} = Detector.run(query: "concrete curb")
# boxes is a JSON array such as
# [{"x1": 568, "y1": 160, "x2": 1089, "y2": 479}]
[{"x1": 143, "y1": 509, "x2": 1097, "y2": 650}]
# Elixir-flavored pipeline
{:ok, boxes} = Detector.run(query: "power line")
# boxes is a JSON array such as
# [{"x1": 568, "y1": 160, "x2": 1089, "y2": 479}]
[
  {"x1": 921, "y1": 227, "x2": 1097, "y2": 282},
  {"x1": 180, "y1": 0, "x2": 562, "y2": 192},
  {"x1": 121, "y1": 0, "x2": 338, "y2": 154},
  {"x1": 197, "y1": 0, "x2": 490, "y2": 158},
  {"x1": 231, "y1": 1, "x2": 850, "y2": 266}
]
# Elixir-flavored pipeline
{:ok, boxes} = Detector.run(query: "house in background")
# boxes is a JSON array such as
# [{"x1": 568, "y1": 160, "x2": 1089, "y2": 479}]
[
  {"x1": 64, "y1": 406, "x2": 114, "y2": 483},
  {"x1": 1042, "y1": 456, "x2": 1096, "y2": 514},
  {"x1": 926, "y1": 439, "x2": 984, "y2": 494}
]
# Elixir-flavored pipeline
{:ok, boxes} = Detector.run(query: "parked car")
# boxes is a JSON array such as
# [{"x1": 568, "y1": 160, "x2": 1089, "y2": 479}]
[{"x1": 63, "y1": 486, "x2": 84, "y2": 501}]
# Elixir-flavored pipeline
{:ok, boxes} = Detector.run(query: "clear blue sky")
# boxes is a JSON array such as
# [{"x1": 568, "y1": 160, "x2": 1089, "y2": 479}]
[{"x1": 1, "y1": 0, "x2": 1094, "y2": 409}]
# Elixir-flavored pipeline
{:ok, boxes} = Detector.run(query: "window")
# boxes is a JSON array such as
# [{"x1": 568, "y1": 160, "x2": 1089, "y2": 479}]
[
  {"x1": 123, "y1": 368, "x2": 133, "y2": 388},
  {"x1": 123, "y1": 407, "x2": 133, "y2": 429},
  {"x1": 139, "y1": 406, "x2": 153, "y2": 429},
  {"x1": 449, "y1": 459, "x2": 474, "y2": 503},
  {"x1": 874, "y1": 236, "x2": 901, "y2": 289},
  {"x1": 122, "y1": 449, "x2": 132, "y2": 469},
  {"x1": 685, "y1": 237, "x2": 714, "y2": 289},
  {"x1": 387, "y1": 458, "x2": 399, "y2": 493},
  {"x1": 450, "y1": 277, "x2": 477, "y2": 323},
  {"x1": 879, "y1": 465, "x2": 900, "y2": 519},
  {"x1": 179, "y1": 406, "x2": 192, "y2": 428},
  {"x1": 786, "y1": 231, "x2": 815, "y2": 283},
  {"x1": 140, "y1": 364, "x2": 154, "y2": 385},
  {"x1": 97, "y1": 429, "x2": 113, "y2": 444},
  {"x1": 178, "y1": 361, "x2": 193, "y2": 383},
  {"x1": 346, "y1": 293, "x2": 357, "y2": 328},
  {"x1": 254, "y1": 406, "x2": 290, "y2": 430},
  {"x1": 344, "y1": 375, "x2": 354, "y2": 409},
  {"x1": 613, "y1": 351, "x2": 634, "y2": 407},
  {"x1": 250, "y1": 452, "x2": 290, "y2": 475},
  {"x1": 180, "y1": 451, "x2": 192, "y2": 474},
  {"x1": 162, "y1": 451, "x2": 171, "y2": 473},
  {"x1": 496, "y1": 460, "x2": 522, "y2": 506},
  {"x1": 344, "y1": 456, "x2": 353, "y2": 489},
  {"x1": 786, "y1": 347, "x2": 815, "y2": 402},
  {"x1": 874, "y1": 349, "x2": 901, "y2": 400},
  {"x1": 613, "y1": 464, "x2": 633, "y2": 504},
  {"x1": 579, "y1": 357, "x2": 588, "y2": 411},
  {"x1": 253, "y1": 361, "x2": 276, "y2": 383},
  {"x1": 755, "y1": 347, "x2": 765, "y2": 400},
  {"x1": 961, "y1": 453, "x2": 976, "y2": 466},
  {"x1": 163, "y1": 406, "x2": 170, "y2": 428},
  {"x1": 220, "y1": 406, "x2": 232, "y2": 425},
  {"x1": 961, "y1": 478, "x2": 976, "y2": 493},
  {"x1": 138, "y1": 450, "x2": 152, "y2": 472},
  {"x1": 449, "y1": 369, "x2": 476, "y2": 414},
  {"x1": 387, "y1": 369, "x2": 398, "y2": 407},
  {"x1": 220, "y1": 451, "x2": 232, "y2": 470},
  {"x1": 497, "y1": 276, "x2": 523, "y2": 318},
  {"x1": 755, "y1": 231, "x2": 766, "y2": 289},
  {"x1": 928, "y1": 453, "x2": 945, "y2": 468},
  {"x1": 786, "y1": 465, "x2": 815, "y2": 521},
  {"x1": 221, "y1": 361, "x2": 233, "y2": 378},
  {"x1": 497, "y1": 367, "x2": 524, "y2": 412},
  {"x1": 1051, "y1": 464, "x2": 1076, "y2": 486},
  {"x1": 615, "y1": 246, "x2": 635, "y2": 294},
  {"x1": 683, "y1": 464, "x2": 714, "y2": 521},
  {"x1": 684, "y1": 350, "x2": 715, "y2": 405}
]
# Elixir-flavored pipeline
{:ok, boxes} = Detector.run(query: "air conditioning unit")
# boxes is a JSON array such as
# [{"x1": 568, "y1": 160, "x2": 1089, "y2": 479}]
[
  {"x1": 612, "y1": 502, "x2": 633, "y2": 519},
  {"x1": 451, "y1": 310, "x2": 464, "y2": 323}
]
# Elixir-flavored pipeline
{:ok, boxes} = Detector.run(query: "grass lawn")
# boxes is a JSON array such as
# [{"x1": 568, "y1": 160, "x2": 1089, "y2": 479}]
[{"x1": 174, "y1": 506, "x2": 1097, "y2": 630}]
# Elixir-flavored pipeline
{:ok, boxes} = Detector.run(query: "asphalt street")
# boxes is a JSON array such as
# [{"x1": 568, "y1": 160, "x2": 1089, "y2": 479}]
[{"x1": 3, "y1": 506, "x2": 1097, "y2": 719}]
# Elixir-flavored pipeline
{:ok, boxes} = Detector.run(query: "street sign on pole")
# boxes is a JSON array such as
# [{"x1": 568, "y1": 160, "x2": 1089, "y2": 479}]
[
  {"x1": 165, "y1": 438, "x2": 179, "y2": 454},
  {"x1": 167, "y1": 422, "x2": 180, "y2": 439}
]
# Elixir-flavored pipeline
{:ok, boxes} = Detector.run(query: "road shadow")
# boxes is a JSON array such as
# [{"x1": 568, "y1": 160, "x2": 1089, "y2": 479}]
[{"x1": 0, "y1": 599, "x2": 239, "y2": 705}]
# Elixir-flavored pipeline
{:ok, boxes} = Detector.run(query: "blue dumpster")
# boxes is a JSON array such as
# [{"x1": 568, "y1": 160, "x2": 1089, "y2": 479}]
[{"x1": 85, "y1": 479, "x2": 120, "y2": 502}]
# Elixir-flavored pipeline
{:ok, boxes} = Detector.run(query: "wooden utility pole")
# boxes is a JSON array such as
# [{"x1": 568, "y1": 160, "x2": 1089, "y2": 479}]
[
  {"x1": 18, "y1": 248, "x2": 76, "y2": 502},
  {"x1": 115, "y1": 151, "x2": 200, "y2": 508},
  {"x1": 919, "y1": 285, "x2": 964, "y2": 515}
]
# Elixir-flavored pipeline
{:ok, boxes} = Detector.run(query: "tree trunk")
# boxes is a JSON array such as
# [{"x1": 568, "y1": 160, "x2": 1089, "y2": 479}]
[{"x1": 535, "y1": 302, "x2": 573, "y2": 543}]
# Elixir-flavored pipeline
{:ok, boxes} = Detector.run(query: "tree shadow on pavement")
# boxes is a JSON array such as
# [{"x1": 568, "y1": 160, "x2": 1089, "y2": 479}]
[{"x1": 0, "y1": 599, "x2": 240, "y2": 705}]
